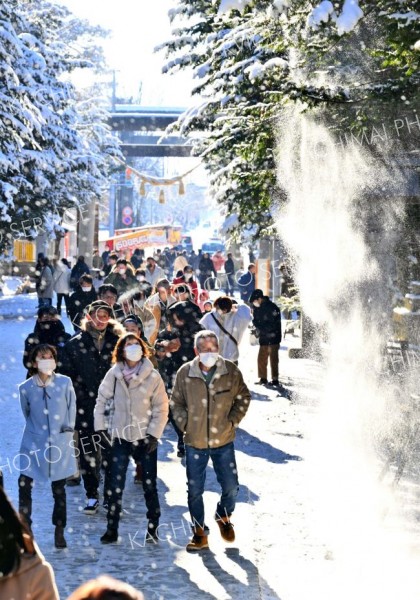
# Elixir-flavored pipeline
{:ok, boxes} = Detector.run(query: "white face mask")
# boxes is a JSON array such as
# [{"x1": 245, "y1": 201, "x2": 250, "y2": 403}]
[
  {"x1": 125, "y1": 344, "x2": 143, "y2": 362},
  {"x1": 184, "y1": 273, "x2": 192, "y2": 281},
  {"x1": 119, "y1": 268, "x2": 126, "y2": 275},
  {"x1": 37, "y1": 358, "x2": 56, "y2": 375},
  {"x1": 137, "y1": 276, "x2": 145, "y2": 282},
  {"x1": 199, "y1": 352, "x2": 218, "y2": 368},
  {"x1": 81, "y1": 286, "x2": 92, "y2": 292},
  {"x1": 252, "y1": 300, "x2": 260, "y2": 307}
]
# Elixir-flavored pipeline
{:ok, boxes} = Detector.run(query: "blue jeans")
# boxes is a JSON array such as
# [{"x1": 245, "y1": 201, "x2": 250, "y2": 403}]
[
  {"x1": 186, "y1": 442, "x2": 239, "y2": 529},
  {"x1": 107, "y1": 439, "x2": 160, "y2": 531}
]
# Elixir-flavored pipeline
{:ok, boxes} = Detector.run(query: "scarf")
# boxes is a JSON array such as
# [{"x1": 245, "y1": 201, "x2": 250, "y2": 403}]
[{"x1": 122, "y1": 361, "x2": 142, "y2": 384}]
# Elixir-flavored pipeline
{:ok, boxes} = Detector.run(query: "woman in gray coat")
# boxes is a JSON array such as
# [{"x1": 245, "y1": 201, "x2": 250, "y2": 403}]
[{"x1": 18, "y1": 344, "x2": 77, "y2": 549}]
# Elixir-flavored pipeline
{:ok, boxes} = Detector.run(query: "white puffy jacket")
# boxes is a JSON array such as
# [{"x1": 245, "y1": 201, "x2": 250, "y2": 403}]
[{"x1": 94, "y1": 358, "x2": 168, "y2": 442}]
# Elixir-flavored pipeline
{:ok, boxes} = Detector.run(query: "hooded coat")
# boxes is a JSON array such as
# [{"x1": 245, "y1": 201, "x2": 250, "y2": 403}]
[
  {"x1": 18, "y1": 373, "x2": 77, "y2": 481},
  {"x1": 61, "y1": 320, "x2": 124, "y2": 430},
  {"x1": 94, "y1": 358, "x2": 168, "y2": 442},
  {"x1": 171, "y1": 356, "x2": 251, "y2": 449}
]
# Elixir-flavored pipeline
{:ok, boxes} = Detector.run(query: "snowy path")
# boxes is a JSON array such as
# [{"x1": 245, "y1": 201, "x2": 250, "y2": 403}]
[{"x1": 1, "y1": 294, "x2": 419, "y2": 599}]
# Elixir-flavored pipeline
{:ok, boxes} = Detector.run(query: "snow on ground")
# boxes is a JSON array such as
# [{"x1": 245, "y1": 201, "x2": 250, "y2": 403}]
[{"x1": 0, "y1": 294, "x2": 419, "y2": 599}]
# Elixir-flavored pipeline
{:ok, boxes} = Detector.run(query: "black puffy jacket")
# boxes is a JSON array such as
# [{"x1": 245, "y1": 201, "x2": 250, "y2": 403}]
[
  {"x1": 252, "y1": 297, "x2": 282, "y2": 346},
  {"x1": 60, "y1": 321, "x2": 123, "y2": 430}
]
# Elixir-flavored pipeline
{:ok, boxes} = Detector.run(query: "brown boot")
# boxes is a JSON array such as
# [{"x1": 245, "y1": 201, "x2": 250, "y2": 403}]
[
  {"x1": 215, "y1": 516, "x2": 235, "y2": 542},
  {"x1": 186, "y1": 526, "x2": 209, "y2": 552},
  {"x1": 54, "y1": 525, "x2": 67, "y2": 549}
]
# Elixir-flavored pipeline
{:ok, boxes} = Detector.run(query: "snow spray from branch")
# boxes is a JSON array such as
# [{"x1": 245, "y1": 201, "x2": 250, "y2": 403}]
[{"x1": 274, "y1": 108, "x2": 419, "y2": 599}]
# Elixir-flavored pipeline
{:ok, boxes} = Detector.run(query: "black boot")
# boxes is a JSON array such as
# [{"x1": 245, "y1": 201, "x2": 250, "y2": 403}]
[
  {"x1": 100, "y1": 529, "x2": 118, "y2": 544},
  {"x1": 54, "y1": 526, "x2": 67, "y2": 549}
]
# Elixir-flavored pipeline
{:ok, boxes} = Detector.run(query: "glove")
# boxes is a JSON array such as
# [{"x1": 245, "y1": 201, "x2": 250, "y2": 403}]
[{"x1": 143, "y1": 434, "x2": 158, "y2": 454}]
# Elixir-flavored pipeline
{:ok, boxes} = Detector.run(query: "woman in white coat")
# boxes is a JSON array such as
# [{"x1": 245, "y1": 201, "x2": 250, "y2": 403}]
[
  {"x1": 94, "y1": 333, "x2": 168, "y2": 544},
  {"x1": 52, "y1": 258, "x2": 71, "y2": 317},
  {"x1": 18, "y1": 344, "x2": 77, "y2": 549}
]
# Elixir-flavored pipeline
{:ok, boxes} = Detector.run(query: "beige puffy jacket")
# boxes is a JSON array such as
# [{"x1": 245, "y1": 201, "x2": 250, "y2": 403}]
[
  {"x1": 94, "y1": 358, "x2": 168, "y2": 442},
  {"x1": 0, "y1": 540, "x2": 59, "y2": 600},
  {"x1": 170, "y1": 356, "x2": 251, "y2": 449}
]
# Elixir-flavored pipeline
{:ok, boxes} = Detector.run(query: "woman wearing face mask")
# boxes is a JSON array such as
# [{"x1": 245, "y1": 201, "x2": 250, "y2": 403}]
[
  {"x1": 17, "y1": 344, "x2": 77, "y2": 549},
  {"x1": 94, "y1": 334, "x2": 168, "y2": 544},
  {"x1": 23, "y1": 307, "x2": 71, "y2": 378},
  {"x1": 173, "y1": 265, "x2": 199, "y2": 303},
  {"x1": 68, "y1": 274, "x2": 97, "y2": 331},
  {"x1": 104, "y1": 259, "x2": 138, "y2": 296}
]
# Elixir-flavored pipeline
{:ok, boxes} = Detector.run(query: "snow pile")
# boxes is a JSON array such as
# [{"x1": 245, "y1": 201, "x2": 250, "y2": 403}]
[
  {"x1": 308, "y1": 0, "x2": 364, "y2": 35},
  {"x1": 218, "y1": 0, "x2": 254, "y2": 16},
  {"x1": 244, "y1": 57, "x2": 287, "y2": 81},
  {"x1": 336, "y1": 0, "x2": 364, "y2": 35},
  {"x1": 307, "y1": 1, "x2": 334, "y2": 28}
]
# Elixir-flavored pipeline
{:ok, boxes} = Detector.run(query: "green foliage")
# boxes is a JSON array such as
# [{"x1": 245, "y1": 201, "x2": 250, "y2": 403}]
[{"x1": 159, "y1": 0, "x2": 420, "y2": 241}]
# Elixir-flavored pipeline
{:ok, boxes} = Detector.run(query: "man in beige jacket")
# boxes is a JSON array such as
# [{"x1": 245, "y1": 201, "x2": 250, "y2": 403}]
[{"x1": 171, "y1": 330, "x2": 251, "y2": 551}]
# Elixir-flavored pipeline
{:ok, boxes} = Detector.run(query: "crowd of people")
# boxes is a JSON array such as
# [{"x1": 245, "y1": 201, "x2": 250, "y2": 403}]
[{"x1": 0, "y1": 243, "x2": 288, "y2": 599}]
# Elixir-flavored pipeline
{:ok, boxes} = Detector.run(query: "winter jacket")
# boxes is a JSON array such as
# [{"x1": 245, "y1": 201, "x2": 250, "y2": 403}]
[
  {"x1": 198, "y1": 257, "x2": 217, "y2": 278},
  {"x1": 252, "y1": 297, "x2": 282, "y2": 346},
  {"x1": 145, "y1": 264, "x2": 166, "y2": 288},
  {"x1": 92, "y1": 255, "x2": 103, "y2": 270},
  {"x1": 0, "y1": 543, "x2": 59, "y2": 600},
  {"x1": 104, "y1": 270, "x2": 138, "y2": 296},
  {"x1": 237, "y1": 271, "x2": 255, "y2": 303},
  {"x1": 224, "y1": 257, "x2": 235, "y2": 275},
  {"x1": 61, "y1": 321, "x2": 123, "y2": 430},
  {"x1": 173, "y1": 255, "x2": 188, "y2": 275},
  {"x1": 23, "y1": 319, "x2": 72, "y2": 373},
  {"x1": 70, "y1": 260, "x2": 90, "y2": 289},
  {"x1": 130, "y1": 251, "x2": 143, "y2": 270},
  {"x1": 94, "y1": 359, "x2": 168, "y2": 442},
  {"x1": 145, "y1": 292, "x2": 177, "y2": 343},
  {"x1": 199, "y1": 304, "x2": 252, "y2": 361},
  {"x1": 167, "y1": 301, "x2": 203, "y2": 370},
  {"x1": 171, "y1": 356, "x2": 251, "y2": 449},
  {"x1": 36, "y1": 266, "x2": 54, "y2": 299},
  {"x1": 52, "y1": 261, "x2": 71, "y2": 294},
  {"x1": 68, "y1": 286, "x2": 97, "y2": 327},
  {"x1": 18, "y1": 373, "x2": 77, "y2": 481}
]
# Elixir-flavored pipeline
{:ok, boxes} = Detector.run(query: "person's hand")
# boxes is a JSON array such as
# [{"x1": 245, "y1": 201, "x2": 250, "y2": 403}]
[{"x1": 143, "y1": 434, "x2": 158, "y2": 454}]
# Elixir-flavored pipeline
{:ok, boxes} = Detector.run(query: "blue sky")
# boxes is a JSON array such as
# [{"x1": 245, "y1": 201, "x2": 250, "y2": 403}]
[{"x1": 57, "y1": 0, "x2": 193, "y2": 106}]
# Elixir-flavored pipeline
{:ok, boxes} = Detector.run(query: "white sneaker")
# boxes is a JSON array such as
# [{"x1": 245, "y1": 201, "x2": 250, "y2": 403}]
[{"x1": 84, "y1": 499, "x2": 99, "y2": 515}]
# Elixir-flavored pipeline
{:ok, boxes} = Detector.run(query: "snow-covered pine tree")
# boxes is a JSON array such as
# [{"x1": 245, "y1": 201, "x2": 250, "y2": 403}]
[
  {"x1": 0, "y1": 0, "x2": 121, "y2": 254},
  {"x1": 159, "y1": 0, "x2": 420, "y2": 240}
]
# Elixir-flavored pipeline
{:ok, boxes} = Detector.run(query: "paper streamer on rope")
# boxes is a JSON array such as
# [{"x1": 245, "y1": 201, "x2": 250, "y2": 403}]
[{"x1": 116, "y1": 157, "x2": 200, "y2": 200}]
